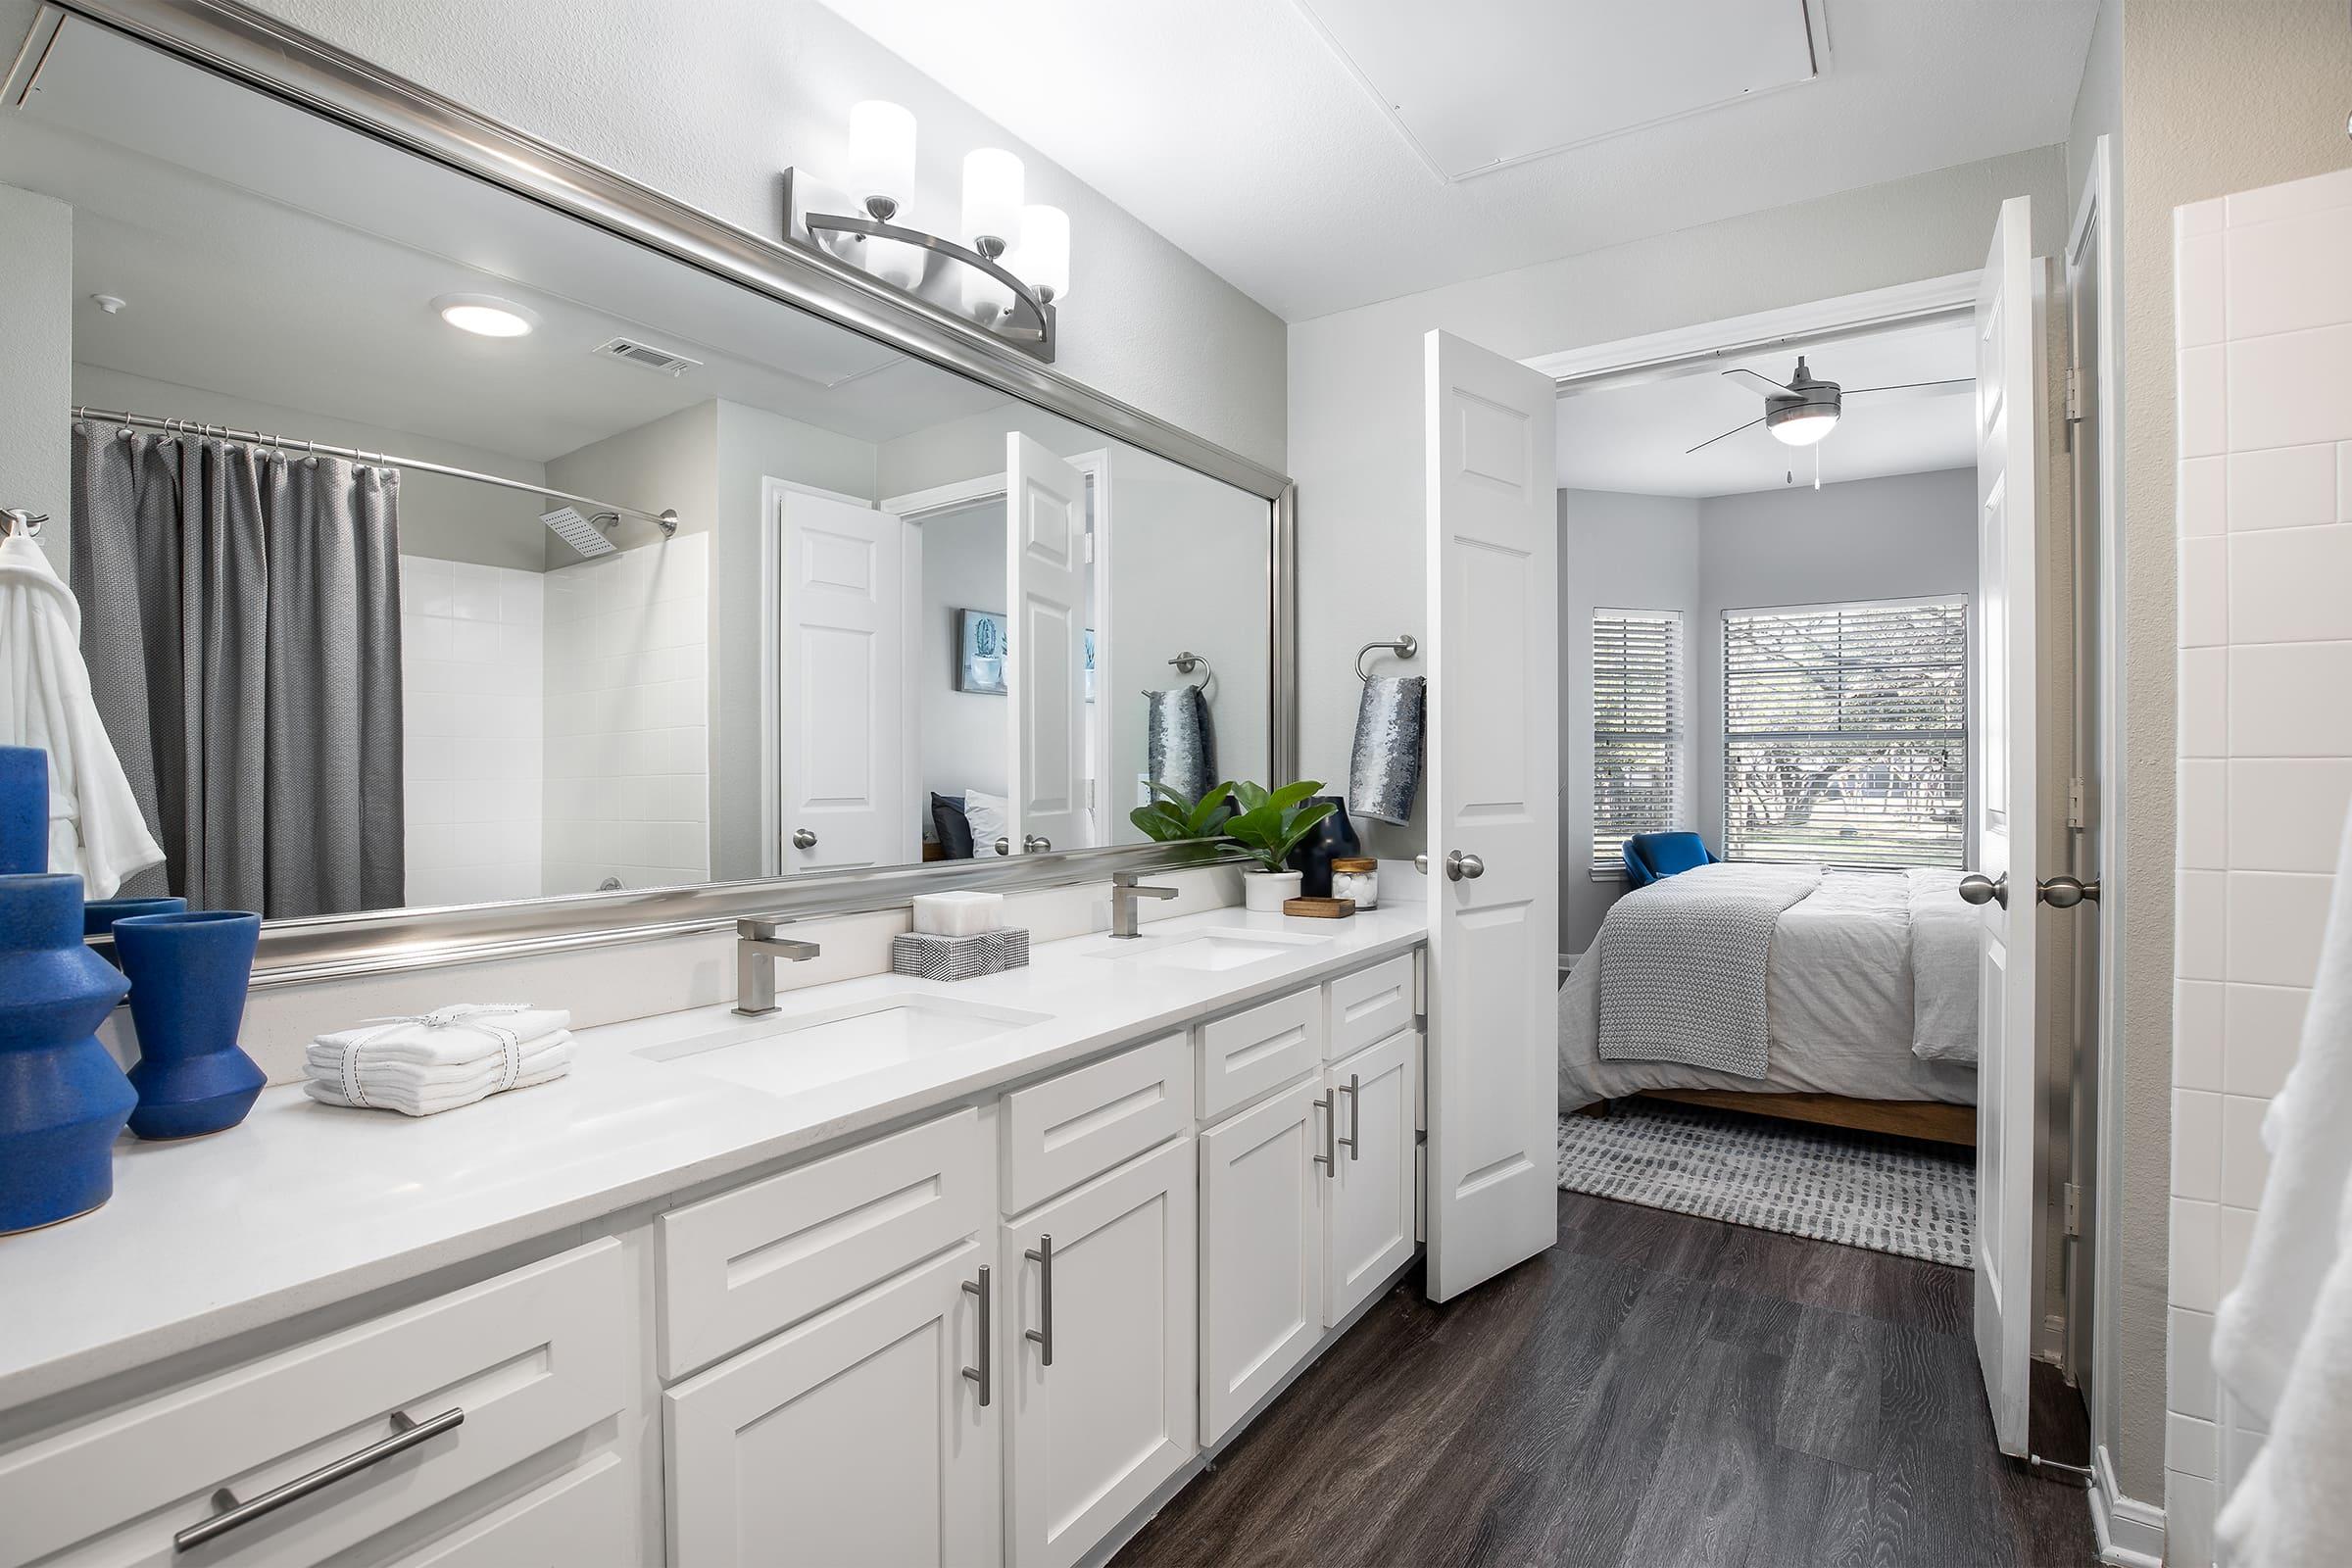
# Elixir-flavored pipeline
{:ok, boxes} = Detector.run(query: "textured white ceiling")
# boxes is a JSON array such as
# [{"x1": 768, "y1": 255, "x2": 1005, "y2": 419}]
[
  {"x1": 1555, "y1": 318, "x2": 1976, "y2": 499},
  {"x1": 813, "y1": 0, "x2": 2097, "y2": 321}
]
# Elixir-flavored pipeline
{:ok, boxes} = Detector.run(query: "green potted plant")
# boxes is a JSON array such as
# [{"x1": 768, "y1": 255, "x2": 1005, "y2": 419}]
[
  {"x1": 1220, "y1": 781, "x2": 1337, "y2": 911},
  {"x1": 1128, "y1": 780, "x2": 1235, "y2": 845}
]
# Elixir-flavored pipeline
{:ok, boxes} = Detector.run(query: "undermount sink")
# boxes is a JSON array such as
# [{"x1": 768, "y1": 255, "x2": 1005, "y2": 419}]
[
  {"x1": 1087, "y1": 926, "x2": 1334, "y2": 972},
  {"x1": 636, "y1": 995, "x2": 1051, "y2": 1098}
]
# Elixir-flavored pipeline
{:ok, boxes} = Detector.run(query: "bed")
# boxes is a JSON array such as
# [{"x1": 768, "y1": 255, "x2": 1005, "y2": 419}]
[{"x1": 1558, "y1": 863, "x2": 1980, "y2": 1144}]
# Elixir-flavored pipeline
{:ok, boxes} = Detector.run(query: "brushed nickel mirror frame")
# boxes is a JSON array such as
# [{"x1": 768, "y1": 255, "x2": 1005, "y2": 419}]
[{"x1": 24, "y1": 0, "x2": 1299, "y2": 985}]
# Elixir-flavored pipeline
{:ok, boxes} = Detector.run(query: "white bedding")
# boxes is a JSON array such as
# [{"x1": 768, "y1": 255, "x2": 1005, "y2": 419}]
[{"x1": 1559, "y1": 867, "x2": 1979, "y2": 1111}]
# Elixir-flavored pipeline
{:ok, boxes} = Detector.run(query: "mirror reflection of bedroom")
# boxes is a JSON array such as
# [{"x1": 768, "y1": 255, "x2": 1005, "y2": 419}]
[{"x1": 1554, "y1": 316, "x2": 1983, "y2": 1271}]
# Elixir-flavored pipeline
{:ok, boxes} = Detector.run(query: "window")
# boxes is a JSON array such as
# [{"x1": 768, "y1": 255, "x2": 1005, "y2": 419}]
[
  {"x1": 1722, "y1": 597, "x2": 1968, "y2": 868},
  {"x1": 1592, "y1": 610, "x2": 1682, "y2": 876}
]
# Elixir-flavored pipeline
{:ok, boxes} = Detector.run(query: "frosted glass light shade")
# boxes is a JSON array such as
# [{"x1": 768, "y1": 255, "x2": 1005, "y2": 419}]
[
  {"x1": 1767, "y1": 409, "x2": 1838, "y2": 447},
  {"x1": 961, "y1": 148, "x2": 1024, "y2": 251},
  {"x1": 847, "y1": 101, "x2": 915, "y2": 211},
  {"x1": 1013, "y1": 204, "x2": 1069, "y2": 302},
  {"x1": 960, "y1": 260, "x2": 1013, "y2": 323}
]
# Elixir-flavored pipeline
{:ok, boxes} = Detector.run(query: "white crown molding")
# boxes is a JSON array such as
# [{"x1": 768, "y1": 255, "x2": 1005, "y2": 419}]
[{"x1": 2092, "y1": 1445, "x2": 2168, "y2": 1568}]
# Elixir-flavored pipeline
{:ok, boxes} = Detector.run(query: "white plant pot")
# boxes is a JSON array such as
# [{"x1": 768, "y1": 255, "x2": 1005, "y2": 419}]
[{"x1": 1243, "y1": 869, "x2": 1301, "y2": 912}]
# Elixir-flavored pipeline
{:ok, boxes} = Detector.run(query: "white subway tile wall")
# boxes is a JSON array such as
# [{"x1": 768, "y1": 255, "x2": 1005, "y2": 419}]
[
  {"x1": 541, "y1": 532, "x2": 710, "y2": 895},
  {"x1": 399, "y1": 557, "x2": 545, "y2": 906},
  {"x1": 2168, "y1": 165, "x2": 2352, "y2": 1567}
]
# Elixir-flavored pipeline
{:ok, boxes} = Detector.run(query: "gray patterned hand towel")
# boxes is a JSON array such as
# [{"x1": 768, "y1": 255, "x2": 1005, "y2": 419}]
[
  {"x1": 1348, "y1": 675, "x2": 1425, "y2": 825},
  {"x1": 1145, "y1": 685, "x2": 1216, "y2": 805}
]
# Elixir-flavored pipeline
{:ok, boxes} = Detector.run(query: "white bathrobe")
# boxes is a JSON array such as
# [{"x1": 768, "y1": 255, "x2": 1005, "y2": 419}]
[
  {"x1": 2213, "y1": 808, "x2": 2352, "y2": 1566},
  {"x1": 0, "y1": 533, "x2": 164, "y2": 895}
]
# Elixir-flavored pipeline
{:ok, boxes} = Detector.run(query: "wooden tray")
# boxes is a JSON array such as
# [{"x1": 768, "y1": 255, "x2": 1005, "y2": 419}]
[{"x1": 1282, "y1": 896, "x2": 1355, "y2": 919}]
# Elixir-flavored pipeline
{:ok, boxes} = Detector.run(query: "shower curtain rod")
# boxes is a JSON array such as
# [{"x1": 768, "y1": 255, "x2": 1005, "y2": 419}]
[{"x1": 69, "y1": 406, "x2": 679, "y2": 534}]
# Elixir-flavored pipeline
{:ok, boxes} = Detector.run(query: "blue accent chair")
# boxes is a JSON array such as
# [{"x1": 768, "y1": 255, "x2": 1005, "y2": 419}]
[{"x1": 1623, "y1": 831, "x2": 1718, "y2": 889}]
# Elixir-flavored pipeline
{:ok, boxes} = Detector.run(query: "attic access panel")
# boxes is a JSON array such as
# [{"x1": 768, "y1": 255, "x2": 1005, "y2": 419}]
[{"x1": 1298, "y1": 0, "x2": 1821, "y2": 182}]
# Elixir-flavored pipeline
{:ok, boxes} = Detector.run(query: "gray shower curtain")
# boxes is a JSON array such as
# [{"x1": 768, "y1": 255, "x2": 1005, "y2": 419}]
[{"x1": 70, "y1": 422, "x2": 405, "y2": 917}]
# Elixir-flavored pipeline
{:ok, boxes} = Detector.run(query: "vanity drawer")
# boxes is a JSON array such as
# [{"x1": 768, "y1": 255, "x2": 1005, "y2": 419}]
[
  {"x1": 1197, "y1": 987, "x2": 1324, "y2": 1122},
  {"x1": 657, "y1": 1106, "x2": 986, "y2": 1380},
  {"x1": 1327, "y1": 955, "x2": 1415, "y2": 1060},
  {"x1": 1003, "y1": 1034, "x2": 1193, "y2": 1213},
  {"x1": 389, "y1": 1451, "x2": 635, "y2": 1567},
  {"x1": 0, "y1": 1240, "x2": 627, "y2": 1568}
]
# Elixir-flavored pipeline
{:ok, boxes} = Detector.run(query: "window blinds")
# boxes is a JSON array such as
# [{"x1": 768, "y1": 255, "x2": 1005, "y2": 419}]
[
  {"x1": 1592, "y1": 610, "x2": 1682, "y2": 876},
  {"x1": 1722, "y1": 597, "x2": 1968, "y2": 868}
]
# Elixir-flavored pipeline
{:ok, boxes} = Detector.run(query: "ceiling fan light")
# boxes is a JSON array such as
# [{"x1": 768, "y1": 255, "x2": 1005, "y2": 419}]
[{"x1": 1767, "y1": 406, "x2": 1838, "y2": 446}]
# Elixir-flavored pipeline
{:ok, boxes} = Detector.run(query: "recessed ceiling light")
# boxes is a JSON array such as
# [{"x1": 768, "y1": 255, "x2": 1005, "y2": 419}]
[{"x1": 432, "y1": 292, "x2": 536, "y2": 338}]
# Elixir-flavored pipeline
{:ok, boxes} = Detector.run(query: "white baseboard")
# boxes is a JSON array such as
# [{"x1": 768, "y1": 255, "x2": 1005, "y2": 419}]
[{"x1": 2092, "y1": 1445, "x2": 2168, "y2": 1567}]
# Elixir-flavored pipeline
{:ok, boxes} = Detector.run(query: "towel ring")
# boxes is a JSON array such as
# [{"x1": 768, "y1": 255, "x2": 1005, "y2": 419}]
[
  {"x1": 1355, "y1": 634, "x2": 1419, "y2": 682},
  {"x1": 1167, "y1": 651, "x2": 1212, "y2": 689}
]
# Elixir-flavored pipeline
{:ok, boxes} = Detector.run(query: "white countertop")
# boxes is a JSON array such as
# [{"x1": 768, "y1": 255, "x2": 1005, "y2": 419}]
[{"x1": 0, "y1": 905, "x2": 1426, "y2": 1410}]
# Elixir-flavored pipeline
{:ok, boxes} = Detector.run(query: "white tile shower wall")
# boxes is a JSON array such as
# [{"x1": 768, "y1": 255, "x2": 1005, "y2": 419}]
[
  {"x1": 399, "y1": 556, "x2": 545, "y2": 906},
  {"x1": 2168, "y1": 165, "x2": 2352, "y2": 1568},
  {"x1": 542, "y1": 533, "x2": 710, "y2": 894}
]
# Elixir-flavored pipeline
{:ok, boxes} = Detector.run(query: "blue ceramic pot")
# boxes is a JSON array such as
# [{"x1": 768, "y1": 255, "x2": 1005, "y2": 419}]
[
  {"x1": 84, "y1": 896, "x2": 187, "y2": 941},
  {"x1": 0, "y1": 873, "x2": 135, "y2": 1233},
  {"x1": 1, "y1": 745, "x2": 46, "y2": 874},
  {"x1": 1288, "y1": 796, "x2": 1363, "y2": 899},
  {"x1": 114, "y1": 910, "x2": 266, "y2": 1142}
]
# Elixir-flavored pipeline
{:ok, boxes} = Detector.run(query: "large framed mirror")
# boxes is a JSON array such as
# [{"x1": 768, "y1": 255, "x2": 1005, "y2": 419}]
[{"x1": 1, "y1": 1, "x2": 1292, "y2": 980}]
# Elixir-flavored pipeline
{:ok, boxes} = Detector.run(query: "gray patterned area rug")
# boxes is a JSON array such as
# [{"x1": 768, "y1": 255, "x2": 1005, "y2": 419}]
[{"x1": 1556, "y1": 1100, "x2": 1975, "y2": 1266}]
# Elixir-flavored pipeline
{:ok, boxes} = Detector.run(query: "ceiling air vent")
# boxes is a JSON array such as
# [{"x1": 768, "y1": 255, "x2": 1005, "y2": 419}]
[{"x1": 592, "y1": 337, "x2": 702, "y2": 377}]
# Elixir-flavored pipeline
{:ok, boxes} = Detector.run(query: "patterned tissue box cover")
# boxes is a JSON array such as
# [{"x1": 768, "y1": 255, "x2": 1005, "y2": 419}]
[{"x1": 892, "y1": 928, "x2": 1031, "y2": 982}]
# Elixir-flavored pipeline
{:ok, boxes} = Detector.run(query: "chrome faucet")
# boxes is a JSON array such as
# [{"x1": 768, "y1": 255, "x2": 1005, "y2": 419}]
[
  {"x1": 733, "y1": 917, "x2": 821, "y2": 1015},
  {"x1": 1108, "y1": 872, "x2": 1179, "y2": 939}
]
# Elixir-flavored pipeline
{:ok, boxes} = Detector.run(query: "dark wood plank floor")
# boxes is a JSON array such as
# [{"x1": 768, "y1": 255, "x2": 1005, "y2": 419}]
[{"x1": 1115, "y1": 1192, "x2": 2096, "y2": 1568}]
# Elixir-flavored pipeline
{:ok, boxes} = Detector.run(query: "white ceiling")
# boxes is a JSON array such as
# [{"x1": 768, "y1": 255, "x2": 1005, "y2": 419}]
[
  {"x1": 0, "y1": 18, "x2": 1003, "y2": 463},
  {"x1": 813, "y1": 0, "x2": 2098, "y2": 321},
  {"x1": 1554, "y1": 318, "x2": 1976, "y2": 499}
]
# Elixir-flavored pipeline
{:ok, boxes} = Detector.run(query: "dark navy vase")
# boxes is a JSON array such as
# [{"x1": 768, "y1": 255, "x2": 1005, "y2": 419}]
[
  {"x1": 1288, "y1": 796, "x2": 1363, "y2": 899},
  {"x1": 0, "y1": 745, "x2": 44, "y2": 875},
  {"x1": 114, "y1": 910, "x2": 266, "y2": 1141},
  {"x1": 0, "y1": 873, "x2": 136, "y2": 1233}
]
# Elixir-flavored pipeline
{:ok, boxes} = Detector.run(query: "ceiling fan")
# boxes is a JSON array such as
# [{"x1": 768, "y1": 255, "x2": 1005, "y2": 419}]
[{"x1": 1686, "y1": 355, "x2": 1974, "y2": 456}]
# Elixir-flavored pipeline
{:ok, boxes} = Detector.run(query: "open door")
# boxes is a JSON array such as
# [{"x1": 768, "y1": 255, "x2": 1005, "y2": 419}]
[
  {"x1": 1422, "y1": 329, "x2": 1561, "y2": 1302},
  {"x1": 1964, "y1": 193, "x2": 2046, "y2": 1454},
  {"x1": 1006, "y1": 434, "x2": 1088, "y2": 857},
  {"x1": 777, "y1": 490, "x2": 906, "y2": 872}
]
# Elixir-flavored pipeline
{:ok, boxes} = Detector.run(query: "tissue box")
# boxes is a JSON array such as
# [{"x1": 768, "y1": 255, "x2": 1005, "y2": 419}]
[
  {"x1": 892, "y1": 927, "x2": 1030, "y2": 982},
  {"x1": 912, "y1": 890, "x2": 1005, "y2": 937}
]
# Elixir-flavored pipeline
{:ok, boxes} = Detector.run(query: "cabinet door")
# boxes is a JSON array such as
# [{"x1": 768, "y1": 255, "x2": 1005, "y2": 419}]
[
  {"x1": 1198, "y1": 1077, "x2": 1326, "y2": 1444},
  {"x1": 1325, "y1": 1031, "x2": 1418, "y2": 1326},
  {"x1": 1004, "y1": 1138, "x2": 1196, "y2": 1568},
  {"x1": 664, "y1": 1244, "x2": 999, "y2": 1568}
]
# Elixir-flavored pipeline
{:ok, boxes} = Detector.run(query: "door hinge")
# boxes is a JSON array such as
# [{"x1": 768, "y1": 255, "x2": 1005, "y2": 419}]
[
  {"x1": 2063, "y1": 1182, "x2": 2082, "y2": 1238},
  {"x1": 2067, "y1": 776, "x2": 2089, "y2": 830},
  {"x1": 2062, "y1": 366, "x2": 2084, "y2": 451},
  {"x1": 1083, "y1": 529, "x2": 1095, "y2": 564}
]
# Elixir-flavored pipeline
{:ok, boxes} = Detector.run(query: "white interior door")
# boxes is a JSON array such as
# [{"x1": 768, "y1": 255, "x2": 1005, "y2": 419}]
[
  {"x1": 1422, "y1": 329, "x2": 1561, "y2": 1302},
  {"x1": 1969, "y1": 193, "x2": 2045, "y2": 1456},
  {"x1": 779, "y1": 490, "x2": 906, "y2": 872},
  {"x1": 1005, "y1": 434, "x2": 1088, "y2": 857}
]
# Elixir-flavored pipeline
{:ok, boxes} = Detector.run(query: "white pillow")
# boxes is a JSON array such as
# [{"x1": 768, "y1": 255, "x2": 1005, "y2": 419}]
[{"x1": 963, "y1": 788, "x2": 1010, "y2": 856}]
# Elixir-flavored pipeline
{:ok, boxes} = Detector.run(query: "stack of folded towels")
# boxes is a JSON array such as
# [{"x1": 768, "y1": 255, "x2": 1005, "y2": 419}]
[{"x1": 304, "y1": 1004, "x2": 574, "y2": 1116}]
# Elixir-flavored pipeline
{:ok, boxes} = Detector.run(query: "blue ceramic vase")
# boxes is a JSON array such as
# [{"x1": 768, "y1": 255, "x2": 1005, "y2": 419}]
[
  {"x1": 84, "y1": 897, "x2": 187, "y2": 938},
  {"x1": 0, "y1": 745, "x2": 45, "y2": 874},
  {"x1": 114, "y1": 910, "x2": 266, "y2": 1141},
  {"x1": 0, "y1": 873, "x2": 136, "y2": 1233},
  {"x1": 1288, "y1": 796, "x2": 1363, "y2": 899}
]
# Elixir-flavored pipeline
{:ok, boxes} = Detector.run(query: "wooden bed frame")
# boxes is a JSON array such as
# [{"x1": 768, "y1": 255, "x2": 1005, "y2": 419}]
[{"x1": 1599, "y1": 1088, "x2": 1977, "y2": 1149}]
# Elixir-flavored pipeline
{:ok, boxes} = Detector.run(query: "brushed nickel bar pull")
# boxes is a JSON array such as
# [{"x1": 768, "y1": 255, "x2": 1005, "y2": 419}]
[
  {"x1": 1025, "y1": 1234, "x2": 1054, "y2": 1368},
  {"x1": 173, "y1": 1407, "x2": 464, "y2": 1552},
  {"x1": 962, "y1": 1265, "x2": 992, "y2": 1406},
  {"x1": 1337, "y1": 1072, "x2": 1361, "y2": 1160},
  {"x1": 1314, "y1": 1095, "x2": 1335, "y2": 1174}
]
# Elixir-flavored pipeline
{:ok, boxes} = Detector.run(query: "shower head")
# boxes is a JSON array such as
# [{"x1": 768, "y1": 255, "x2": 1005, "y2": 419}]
[{"x1": 541, "y1": 504, "x2": 618, "y2": 559}]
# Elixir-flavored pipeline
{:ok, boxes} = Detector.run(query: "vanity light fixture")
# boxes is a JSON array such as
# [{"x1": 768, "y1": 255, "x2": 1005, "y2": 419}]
[
  {"x1": 432, "y1": 292, "x2": 537, "y2": 338},
  {"x1": 782, "y1": 107, "x2": 1063, "y2": 362}
]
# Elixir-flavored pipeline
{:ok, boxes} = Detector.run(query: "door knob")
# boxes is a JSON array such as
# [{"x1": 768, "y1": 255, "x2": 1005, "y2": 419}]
[
  {"x1": 1413, "y1": 852, "x2": 1429, "y2": 874},
  {"x1": 1445, "y1": 851, "x2": 1485, "y2": 881},
  {"x1": 2037, "y1": 874, "x2": 2101, "y2": 908},
  {"x1": 1957, "y1": 872, "x2": 2007, "y2": 907},
  {"x1": 791, "y1": 828, "x2": 817, "y2": 850},
  {"x1": 1023, "y1": 835, "x2": 1053, "y2": 853}
]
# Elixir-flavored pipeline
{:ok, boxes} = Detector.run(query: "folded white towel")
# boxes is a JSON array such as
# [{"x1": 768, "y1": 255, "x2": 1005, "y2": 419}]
[
  {"x1": 305, "y1": 1034, "x2": 573, "y2": 1116},
  {"x1": 313, "y1": 1004, "x2": 570, "y2": 1062}
]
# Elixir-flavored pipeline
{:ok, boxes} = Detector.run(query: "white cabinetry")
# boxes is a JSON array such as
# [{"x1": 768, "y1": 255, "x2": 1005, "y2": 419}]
[
  {"x1": 1324, "y1": 1030, "x2": 1418, "y2": 1326},
  {"x1": 1003, "y1": 1138, "x2": 1197, "y2": 1568},
  {"x1": 1197, "y1": 1076, "x2": 1327, "y2": 1443},
  {"x1": 664, "y1": 1243, "x2": 1001, "y2": 1568}
]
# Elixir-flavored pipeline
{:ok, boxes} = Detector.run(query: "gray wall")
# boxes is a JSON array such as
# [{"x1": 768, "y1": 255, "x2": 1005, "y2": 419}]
[
  {"x1": 1558, "y1": 470, "x2": 1976, "y2": 956},
  {"x1": 916, "y1": 500, "x2": 1009, "y2": 804},
  {"x1": 0, "y1": 182, "x2": 71, "y2": 570},
  {"x1": 1289, "y1": 146, "x2": 2069, "y2": 862}
]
